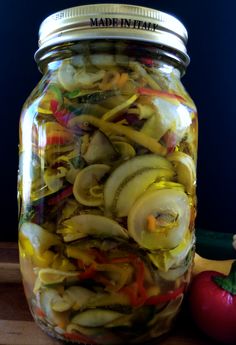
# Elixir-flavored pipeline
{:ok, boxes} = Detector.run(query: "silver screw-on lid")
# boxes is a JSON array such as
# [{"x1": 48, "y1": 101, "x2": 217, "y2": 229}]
[{"x1": 35, "y1": 4, "x2": 189, "y2": 64}]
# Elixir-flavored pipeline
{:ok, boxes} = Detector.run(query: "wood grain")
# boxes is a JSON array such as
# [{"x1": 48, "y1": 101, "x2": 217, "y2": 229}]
[
  {"x1": 0, "y1": 244, "x2": 217, "y2": 345},
  {"x1": 0, "y1": 320, "x2": 61, "y2": 345}
]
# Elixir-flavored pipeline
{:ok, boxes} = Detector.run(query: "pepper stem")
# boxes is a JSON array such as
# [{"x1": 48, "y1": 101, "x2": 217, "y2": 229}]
[{"x1": 213, "y1": 260, "x2": 236, "y2": 295}]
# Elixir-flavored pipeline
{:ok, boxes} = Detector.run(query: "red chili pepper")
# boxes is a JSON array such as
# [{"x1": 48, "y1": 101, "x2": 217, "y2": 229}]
[
  {"x1": 137, "y1": 87, "x2": 186, "y2": 103},
  {"x1": 145, "y1": 285, "x2": 185, "y2": 305},
  {"x1": 47, "y1": 185, "x2": 73, "y2": 206},
  {"x1": 64, "y1": 332, "x2": 98, "y2": 345},
  {"x1": 188, "y1": 262, "x2": 236, "y2": 344},
  {"x1": 79, "y1": 263, "x2": 97, "y2": 280}
]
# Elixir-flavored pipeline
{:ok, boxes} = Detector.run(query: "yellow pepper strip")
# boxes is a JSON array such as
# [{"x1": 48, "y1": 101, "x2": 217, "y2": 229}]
[
  {"x1": 102, "y1": 94, "x2": 138, "y2": 121},
  {"x1": 38, "y1": 107, "x2": 53, "y2": 115},
  {"x1": 146, "y1": 214, "x2": 157, "y2": 232},
  {"x1": 68, "y1": 115, "x2": 167, "y2": 156},
  {"x1": 116, "y1": 73, "x2": 129, "y2": 88},
  {"x1": 33, "y1": 250, "x2": 55, "y2": 268},
  {"x1": 51, "y1": 255, "x2": 76, "y2": 271},
  {"x1": 66, "y1": 246, "x2": 95, "y2": 265}
]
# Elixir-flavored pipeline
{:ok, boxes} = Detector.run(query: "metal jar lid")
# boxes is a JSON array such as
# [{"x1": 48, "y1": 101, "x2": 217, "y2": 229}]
[{"x1": 35, "y1": 4, "x2": 189, "y2": 65}]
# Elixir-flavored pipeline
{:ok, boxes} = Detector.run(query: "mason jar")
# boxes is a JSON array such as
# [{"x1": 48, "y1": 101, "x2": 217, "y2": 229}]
[{"x1": 18, "y1": 4, "x2": 198, "y2": 344}]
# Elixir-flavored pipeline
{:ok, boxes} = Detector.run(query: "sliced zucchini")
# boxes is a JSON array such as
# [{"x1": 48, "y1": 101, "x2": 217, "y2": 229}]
[
  {"x1": 104, "y1": 154, "x2": 173, "y2": 215},
  {"x1": 86, "y1": 292, "x2": 130, "y2": 308},
  {"x1": 128, "y1": 189, "x2": 190, "y2": 250},
  {"x1": 61, "y1": 214, "x2": 128, "y2": 242},
  {"x1": 63, "y1": 286, "x2": 95, "y2": 311},
  {"x1": 40, "y1": 288, "x2": 69, "y2": 325},
  {"x1": 148, "y1": 230, "x2": 193, "y2": 272},
  {"x1": 167, "y1": 151, "x2": 196, "y2": 194},
  {"x1": 72, "y1": 309, "x2": 124, "y2": 327},
  {"x1": 112, "y1": 141, "x2": 136, "y2": 160},
  {"x1": 38, "y1": 268, "x2": 79, "y2": 285},
  {"x1": 51, "y1": 294, "x2": 74, "y2": 312},
  {"x1": 113, "y1": 168, "x2": 174, "y2": 217},
  {"x1": 58, "y1": 61, "x2": 105, "y2": 91},
  {"x1": 83, "y1": 131, "x2": 116, "y2": 164},
  {"x1": 158, "y1": 262, "x2": 190, "y2": 281},
  {"x1": 19, "y1": 222, "x2": 61, "y2": 254},
  {"x1": 73, "y1": 164, "x2": 110, "y2": 206}
]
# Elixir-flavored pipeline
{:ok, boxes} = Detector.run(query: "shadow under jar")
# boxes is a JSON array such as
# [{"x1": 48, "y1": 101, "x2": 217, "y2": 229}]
[{"x1": 18, "y1": 4, "x2": 198, "y2": 345}]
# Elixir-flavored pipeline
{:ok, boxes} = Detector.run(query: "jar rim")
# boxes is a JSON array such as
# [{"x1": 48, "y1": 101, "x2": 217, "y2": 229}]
[{"x1": 35, "y1": 4, "x2": 190, "y2": 67}]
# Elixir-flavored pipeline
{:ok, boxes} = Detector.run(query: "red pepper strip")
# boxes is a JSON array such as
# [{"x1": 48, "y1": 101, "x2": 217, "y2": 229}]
[
  {"x1": 46, "y1": 132, "x2": 72, "y2": 145},
  {"x1": 50, "y1": 99, "x2": 60, "y2": 113},
  {"x1": 140, "y1": 57, "x2": 154, "y2": 66},
  {"x1": 145, "y1": 285, "x2": 185, "y2": 305},
  {"x1": 64, "y1": 332, "x2": 98, "y2": 345},
  {"x1": 120, "y1": 259, "x2": 148, "y2": 307},
  {"x1": 137, "y1": 87, "x2": 186, "y2": 103},
  {"x1": 120, "y1": 283, "x2": 139, "y2": 306},
  {"x1": 109, "y1": 254, "x2": 137, "y2": 264},
  {"x1": 133, "y1": 259, "x2": 148, "y2": 306},
  {"x1": 77, "y1": 258, "x2": 85, "y2": 270},
  {"x1": 95, "y1": 274, "x2": 115, "y2": 289},
  {"x1": 79, "y1": 263, "x2": 97, "y2": 281},
  {"x1": 47, "y1": 185, "x2": 73, "y2": 206},
  {"x1": 88, "y1": 249, "x2": 108, "y2": 263},
  {"x1": 35, "y1": 307, "x2": 46, "y2": 318},
  {"x1": 50, "y1": 99, "x2": 72, "y2": 127}
]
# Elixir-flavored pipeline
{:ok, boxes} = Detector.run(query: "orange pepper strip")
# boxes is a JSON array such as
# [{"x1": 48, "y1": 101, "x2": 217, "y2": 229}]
[
  {"x1": 79, "y1": 263, "x2": 97, "y2": 281},
  {"x1": 146, "y1": 214, "x2": 157, "y2": 232},
  {"x1": 137, "y1": 87, "x2": 186, "y2": 103},
  {"x1": 120, "y1": 259, "x2": 147, "y2": 307},
  {"x1": 109, "y1": 255, "x2": 137, "y2": 264},
  {"x1": 117, "y1": 73, "x2": 129, "y2": 88},
  {"x1": 145, "y1": 285, "x2": 185, "y2": 305},
  {"x1": 57, "y1": 321, "x2": 66, "y2": 330}
]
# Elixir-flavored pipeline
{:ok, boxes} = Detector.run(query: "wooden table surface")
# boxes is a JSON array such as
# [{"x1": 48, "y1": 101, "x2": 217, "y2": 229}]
[{"x1": 0, "y1": 243, "x2": 218, "y2": 345}]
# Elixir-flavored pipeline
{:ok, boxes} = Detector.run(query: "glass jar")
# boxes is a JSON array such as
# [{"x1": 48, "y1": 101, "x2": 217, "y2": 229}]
[{"x1": 18, "y1": 4, "x2": 198, "y2": 344}]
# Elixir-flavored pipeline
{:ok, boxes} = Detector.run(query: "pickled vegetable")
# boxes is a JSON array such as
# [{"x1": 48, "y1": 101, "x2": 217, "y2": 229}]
[{"x1": 19, "y1": 39, "x2": 197, "y2": 344}]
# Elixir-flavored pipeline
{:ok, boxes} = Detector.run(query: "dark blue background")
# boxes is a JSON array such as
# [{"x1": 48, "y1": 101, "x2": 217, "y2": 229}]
[{"x1": 1, "y1": 0, "x2": 235, "y2": 240}]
